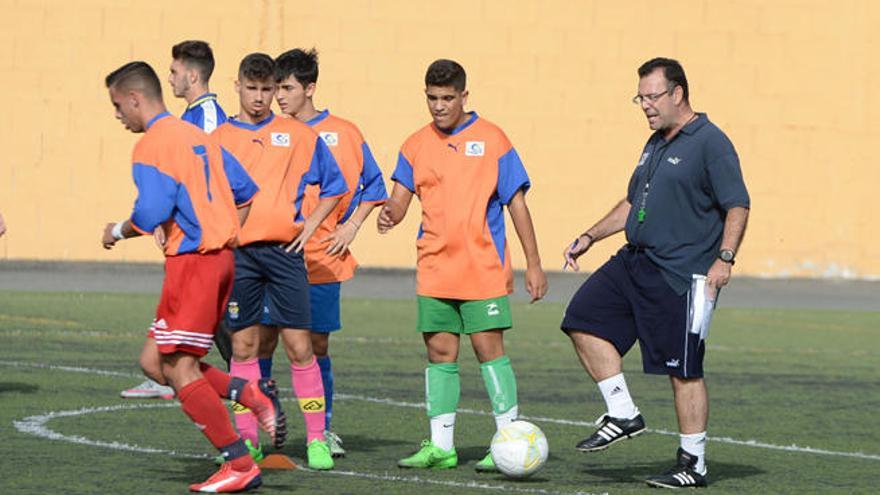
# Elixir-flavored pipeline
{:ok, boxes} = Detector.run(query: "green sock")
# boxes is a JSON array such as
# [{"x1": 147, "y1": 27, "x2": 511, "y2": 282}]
[
  {"x1": 426, "y1": 362, "x2": 460, "y2": 417},
  {"x1": 480, "y1": 355, "x2": 518, "y2": 415}
]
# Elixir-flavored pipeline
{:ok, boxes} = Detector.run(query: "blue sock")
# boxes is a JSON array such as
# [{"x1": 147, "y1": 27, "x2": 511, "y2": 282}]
[
  {"x1": 258, "y1": 357, "x2": 273, "y2": 379},
  {"x1": 317, "y1": 355, "x2": 333, "y2": 430}
]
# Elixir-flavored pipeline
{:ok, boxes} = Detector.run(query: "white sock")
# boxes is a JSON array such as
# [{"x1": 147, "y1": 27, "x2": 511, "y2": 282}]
[
  {"x1": 680, "y1": 432, "x2": 707, "y2": 475},
  {"x1": 597, "y1": 373, "x2": 638, "y2": 419},
  {"x1": 494, "y1": 405, "x2": 518, "y2": 430},
  {"x1": 430, "y1": 412, "x2": 456, "y2": 451}
]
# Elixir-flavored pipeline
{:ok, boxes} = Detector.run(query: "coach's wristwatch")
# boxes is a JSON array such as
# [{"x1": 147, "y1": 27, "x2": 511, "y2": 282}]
[{"x1": 718, "y1": 249, "x2": 736, "y2": 265}]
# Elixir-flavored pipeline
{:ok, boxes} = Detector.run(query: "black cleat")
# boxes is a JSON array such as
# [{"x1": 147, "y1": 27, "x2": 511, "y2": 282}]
[
  {"x1": 575, "y1": 410, "x2": 646, "y2": 452},
  {"x1": 646, "y1": 448, "x2": 708, "y2": 489}
]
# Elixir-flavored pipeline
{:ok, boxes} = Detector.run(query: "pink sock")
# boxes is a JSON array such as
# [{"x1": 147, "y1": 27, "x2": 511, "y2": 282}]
[
  {"x1": 291, "y1": 358, "x2": 326, "y2": 443},
  {"x1": 230, "y1": 358, "x2": 260, "y2": 447}
]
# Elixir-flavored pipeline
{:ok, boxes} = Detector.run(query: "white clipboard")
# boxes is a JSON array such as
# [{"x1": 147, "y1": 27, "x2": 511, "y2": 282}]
[{"x1": 688, "y1": 274, "x2": 715, "y2": 341}]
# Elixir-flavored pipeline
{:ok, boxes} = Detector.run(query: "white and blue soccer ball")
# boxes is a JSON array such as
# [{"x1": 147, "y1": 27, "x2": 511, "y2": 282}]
[{"x1": 490, "y1": 420, "x2": 549, "y2": 478}]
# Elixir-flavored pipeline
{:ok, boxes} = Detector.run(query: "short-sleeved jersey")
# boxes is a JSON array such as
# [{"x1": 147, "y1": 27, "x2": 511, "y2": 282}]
[
  {"x1": 301, "y1": 110, "x2": 388, "y2": 284},
  {"x1": 624, "y1": 113, "x2": 750, "y2": 294},
  {"x1": 181, "y1": 93, "x2": 227, "y2": 133},
  {"x1": 392, "y1": 112, "x2": 530, "y2": 300},
  {"x1": 128, "y1": 112, "x2": 258, "y2": 256},
  {"x1": 213, "y1": 113, "x2": 348, "y2": 247}
]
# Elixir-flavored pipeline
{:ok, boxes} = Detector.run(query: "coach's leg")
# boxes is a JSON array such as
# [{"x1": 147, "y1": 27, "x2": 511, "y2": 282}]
[
  {"x1": 567, "y1": 331, "x2": 622, "y2": 382},
  {"x1": 671, "y1": 376, "x2": 708, "y2": 474}
]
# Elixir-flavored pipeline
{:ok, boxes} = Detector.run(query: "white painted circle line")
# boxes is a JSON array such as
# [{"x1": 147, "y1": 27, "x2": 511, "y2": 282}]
[{"x1": 4, "y1": 360, "x2": 880, "y2": 462}]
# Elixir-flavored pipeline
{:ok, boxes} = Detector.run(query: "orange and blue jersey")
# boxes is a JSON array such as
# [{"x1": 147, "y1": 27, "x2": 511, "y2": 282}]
[
  {"x1": 301, "y1": 110, "x2": 388, "y2": 283},
  {"x1": 129, "y1": 112, "x2": 258, "y2": 256},
  {"x1": 392, "y1": 112, "x2": 530, "y2": 300},
  {"x1": 213, "y1": 112, "x2": 347, "y2": 246},
  {"x1": 181, "y1": 93, "x2": 227, "y2": 133}
]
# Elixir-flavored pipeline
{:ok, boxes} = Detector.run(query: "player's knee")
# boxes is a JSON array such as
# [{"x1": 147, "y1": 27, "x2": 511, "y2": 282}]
[{"x1": 310, "y1": 334, "x2": 329, "y2": 356}]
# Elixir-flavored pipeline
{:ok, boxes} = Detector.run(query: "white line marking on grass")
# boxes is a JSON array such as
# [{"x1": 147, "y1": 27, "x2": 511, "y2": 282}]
[
  {"x1": 12, "y1": 403, "x2": 208, "y2": 459},
  {"x1": 5, "y1": 360, "x2": 880, "y2": 462}
]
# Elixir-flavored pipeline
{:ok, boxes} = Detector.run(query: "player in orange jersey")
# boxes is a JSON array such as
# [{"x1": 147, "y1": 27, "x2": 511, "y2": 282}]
[
  {"x1": 379, "y1": 59, "x2": 547, "y2": 471},
  {"x1": 270, "y1": 47, "x2": 388, "y2": 457},
  {"x1": 214, "y1": 53, "x2": 347, "y2": 471},
  {"x1": 101, "y1": 61, "x2": 285, "y2": 493}
]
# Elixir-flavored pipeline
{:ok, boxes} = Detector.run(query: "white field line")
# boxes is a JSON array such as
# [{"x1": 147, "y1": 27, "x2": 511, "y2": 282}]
[{"x1": 4, "y1": 360, "x2": 880, "y2": 462}]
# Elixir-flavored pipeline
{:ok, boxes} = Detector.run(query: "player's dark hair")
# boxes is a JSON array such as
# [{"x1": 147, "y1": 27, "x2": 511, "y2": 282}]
[
  {"x1": 171, "y1": 40, "x2": 215, "y2": 82},
  {"x1": 105, "y1": 61, "x2": 163, "y2": 99},
  {"x1": 425, "y1": 59, "x2": 466, "y2": 91},
  {"x1": 275, "y1": 48, "x2": 319, "y2": 85},
  {"x1": 238, "y1": 53, "x2": 275, "y2": 82},
  {"x1": 638, "y1": 57, "x2": 689, "y2": 102}
]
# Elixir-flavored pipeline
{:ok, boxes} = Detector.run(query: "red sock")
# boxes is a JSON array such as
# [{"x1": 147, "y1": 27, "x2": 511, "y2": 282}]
[
  {"x1": 178, "y1": 378, "x2": 253, "y2": 471},
  {"x1": 199, "y1": 362, "x2": 232, "y2": 398}
]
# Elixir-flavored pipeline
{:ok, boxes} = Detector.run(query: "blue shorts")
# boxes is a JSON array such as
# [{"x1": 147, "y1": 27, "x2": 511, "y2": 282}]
[
  {"x1": 309, "y1": 282, "x2": 342, "y2": 333},
  {"x1": 226, "y1": 243, "x2": 311, "y2": 331},
  {"x1": 561, "y1": 247, "x2": 705, "y2": 378}
]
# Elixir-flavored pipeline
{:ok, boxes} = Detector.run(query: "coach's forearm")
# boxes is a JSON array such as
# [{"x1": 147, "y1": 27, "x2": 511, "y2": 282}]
[
  {"x1": 583, "y1": 198, "x2": 630, "y2": 242},
  {"x1": 721, "y1": 206, "x2": 749, "y2": 253}
]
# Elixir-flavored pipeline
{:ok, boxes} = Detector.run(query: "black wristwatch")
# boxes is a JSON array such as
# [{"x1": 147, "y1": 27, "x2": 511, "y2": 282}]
[{"x1": 719, "y1": 249, "x2": 736, "y2": 265}]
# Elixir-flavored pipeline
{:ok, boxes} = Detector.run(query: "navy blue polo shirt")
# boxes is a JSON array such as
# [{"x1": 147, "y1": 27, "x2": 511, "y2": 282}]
[{"x1": 624, "y1": 113, "x2": 750, "y2": 295}]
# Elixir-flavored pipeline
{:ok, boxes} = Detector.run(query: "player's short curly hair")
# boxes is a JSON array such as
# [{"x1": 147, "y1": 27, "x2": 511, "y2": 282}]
[
  {"x1": 275, "y1": 48, "x2": 319, "y2": 86},
  {"x1": 425, "y1": 59, "x2": 466, "y2": 91},
  {"x1": 105, "y1": 61, "x2": 162, "y2": 99},
  {"x1": 172, "y1": 40, "x2": 215, "y2": 82},
  {"x1": 238, "y1": 53, "x2": 275, "y2": 82},
  {"x1": 638, "y1": 57, "x2": 689, "y2": 103}
]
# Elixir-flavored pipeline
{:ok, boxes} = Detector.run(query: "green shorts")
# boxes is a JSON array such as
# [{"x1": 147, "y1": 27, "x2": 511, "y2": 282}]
[{"x1": 417, "y1": 295, "x2": 512, "y2": 334}]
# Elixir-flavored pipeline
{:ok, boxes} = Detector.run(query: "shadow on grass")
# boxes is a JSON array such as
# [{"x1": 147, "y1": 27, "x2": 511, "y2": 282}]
[
  {"x1": 0, "y1": 382, "x2": 39, "y2": 394},
  {"x1": 580, "y1": 458, "x2": 764, "y2": 483}
]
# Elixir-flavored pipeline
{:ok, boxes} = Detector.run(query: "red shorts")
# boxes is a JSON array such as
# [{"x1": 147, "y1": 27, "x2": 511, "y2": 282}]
[{"x1": 148, "y1": 249, "x2": 234, "y2": 357}]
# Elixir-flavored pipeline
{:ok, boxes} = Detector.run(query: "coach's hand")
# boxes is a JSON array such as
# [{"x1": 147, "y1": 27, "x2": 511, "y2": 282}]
[
  {"x1": 101, "y1": 223, "x2": 118, "y2": 250},
  {"x1": 562, "y1": 234, "x2": 593, "y2": 272},
  {"x1": 706, "y1": 258, "x2": 732, "y2": 300}
]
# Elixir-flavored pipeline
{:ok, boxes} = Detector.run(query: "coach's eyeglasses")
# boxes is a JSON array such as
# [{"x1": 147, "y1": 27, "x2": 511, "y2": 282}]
[{"x1": 632, "y1": 87, "x2": 674, "y2": 105}]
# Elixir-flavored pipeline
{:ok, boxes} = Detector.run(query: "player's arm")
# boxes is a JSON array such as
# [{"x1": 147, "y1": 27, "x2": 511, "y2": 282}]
[
  {"x1": 323, "y1": 201, "x2": 381, "y2": 256},
  {"x1": 508, "y1": 189, "x2": 547, "y2": 303},
  {"x1": 0, "y1": 211, "x2": 6, "y2": 237},
  {"x1": 286, "y1": 195, "x2": 342, "y2": 253},
  {"x1": 563, "y1": 198, "x2": 631, "y2": 271},
  {"x1": 101, "y1": 219, "x2": 140, "y2": 249},
  {"x1": 705, "y1": 206, "x2": 749, "y2": 298},
  {"x1": 377, "y1": 183, "x2": 413, "y2": 233}
]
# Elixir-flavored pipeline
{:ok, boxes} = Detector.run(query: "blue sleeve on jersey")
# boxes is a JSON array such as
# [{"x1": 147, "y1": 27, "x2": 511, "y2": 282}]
[
  {"x1": 391, "y1": 152, "x2": 415, "y2": 193},
  {"x1": 497, "y1": 148, "x2": 530, "y2": 205},
  {"x1": 180, "y1": 106, "x2": 203, "y2": 128},
  {"x1": 306, "y1": 136, "x2": 349, "y2": 197},
  {"x1": 221, "y1": 147, "x2": 259, "y2": 205},
  {"x1": 359, "y1": 142, "x2": 389, "y2": 202},
  {"x1": 130, "y1": 163, "x2": 178, "y2": 232}
]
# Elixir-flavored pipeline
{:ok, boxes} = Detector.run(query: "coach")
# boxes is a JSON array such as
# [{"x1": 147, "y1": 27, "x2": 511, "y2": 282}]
[{"x1": 560, "y1": 57, "x2": 750, "y2": 488}]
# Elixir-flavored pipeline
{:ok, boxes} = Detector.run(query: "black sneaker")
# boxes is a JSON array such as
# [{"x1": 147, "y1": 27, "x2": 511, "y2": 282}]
[
  {"x1": 575, "y1": 410, "x2": 646, "y2": 452},
  {"x1": 646, "y1": 448, "x2": 708, "y2": 488}
]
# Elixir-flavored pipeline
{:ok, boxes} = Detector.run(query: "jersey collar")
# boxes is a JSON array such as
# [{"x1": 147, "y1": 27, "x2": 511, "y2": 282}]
[
  {"x1": 229, "y1": 112, "x2": 275, "y2": 131},
  {"x1": 678, "y1": 112, "x2": 708, "y2": 136},
  {"x1": 145, "y1": 111, "x2": 172, "y2": 130},
  {"x1": 436, "y1": 111, "x2": 478, "y2": 136},
  {"x1": 187, "y1": 93, "x2": 218, "y2": 110},
  {"x1": 306, "y1": 109, "x2": 330, "y2": 127}
]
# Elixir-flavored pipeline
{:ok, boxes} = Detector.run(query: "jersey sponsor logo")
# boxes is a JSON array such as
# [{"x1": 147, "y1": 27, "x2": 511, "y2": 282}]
[
  {"x1": 298, "y1": 397, "x2": 326, "y2": 411},
  {"x1": 465, "y1": 141, "x2": 485, "y2": 156},
  {"x1": 270, "y1": 132, "x2": 290, "y2": 147},
  {"x1": 638, "y1": 151, "x2": 650, "y2": 167},
  {"x1": 319, "y1": 131, "x2": 339, "y2": 147},
  {"x1": 227, "y1": 301, "x2": 240, "y2": 320},
  {"x1": 665, "y1": 358, "x2": 681, "y2": 368},
  {"x1": 487, "y1": 302, "x2": 500, "y2": 316},
  {"x1": 667, "y1": 156, "x2": 682, "y2": 165}
]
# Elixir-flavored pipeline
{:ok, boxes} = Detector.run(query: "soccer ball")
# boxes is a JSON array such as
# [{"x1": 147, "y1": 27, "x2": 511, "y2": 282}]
[{"x1": 490, "y1": 420, "x2": 549, "y2": 478}]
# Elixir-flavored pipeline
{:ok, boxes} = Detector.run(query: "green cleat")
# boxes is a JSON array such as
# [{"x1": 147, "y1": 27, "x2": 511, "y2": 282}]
[
  {"x1": 213, "y1": 439, "x2": 264, "y2": 465},
  {"x1": 397, "y1": 440, "x2": 458, "y2": 469},
  {"x1": 475, "y1": 451, "x2": 498, "y2": 472},
  {"x1": 307, "y1": 438, "x2": 335, "y2": 470}
]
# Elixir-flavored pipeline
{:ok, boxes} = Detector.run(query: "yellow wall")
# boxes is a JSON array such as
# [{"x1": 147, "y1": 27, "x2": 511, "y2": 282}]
[{"x1": 1, "y1": 0, "x2": 878, "y2": 279}]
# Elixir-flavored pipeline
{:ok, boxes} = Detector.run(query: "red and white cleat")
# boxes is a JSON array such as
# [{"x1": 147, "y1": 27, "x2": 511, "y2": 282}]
[
  {"x1": 243, "y1": 379, "x2": 287, "y2": 449},
  {"x1": 189, "y1": 462, "x2": 262, "y2": 493}
]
